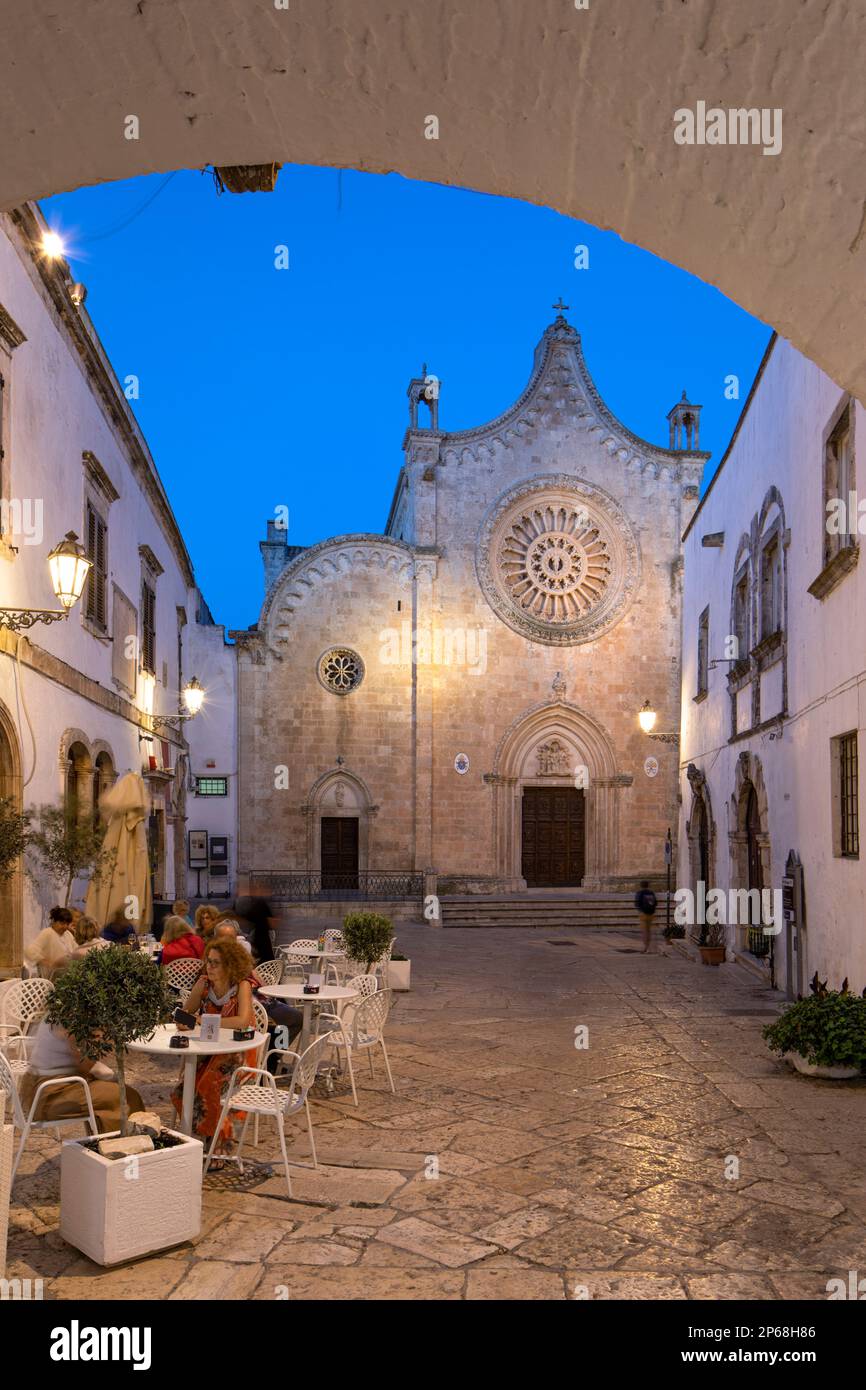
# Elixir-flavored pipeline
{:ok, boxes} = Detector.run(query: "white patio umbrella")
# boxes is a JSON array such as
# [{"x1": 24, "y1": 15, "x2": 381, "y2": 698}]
[{"x1": 85, "y1": 771, "x2": 153, "y2": 930}]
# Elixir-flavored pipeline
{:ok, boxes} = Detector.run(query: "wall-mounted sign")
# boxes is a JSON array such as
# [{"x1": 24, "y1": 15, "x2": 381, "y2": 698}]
[
  {"x1": 644, "y1": 756, "x2": 659, "y2": 778},
  {"x1": 188, "y1": 830, "x2": 208, "y2": 868},
  {"x1": 209, "y1": 836, "x2": 229, "y2": 863},
  {"x1": 454, "y1": 753, "x2": 470, "y2": 775}
]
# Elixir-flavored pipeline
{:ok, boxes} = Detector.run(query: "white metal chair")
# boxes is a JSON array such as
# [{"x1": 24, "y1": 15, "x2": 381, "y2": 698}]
[
  {"x1": 165, "y1": 957, "x2": 205, "y2": 997},
  {"x1": 203, "y1": 1032, "x2": 333, "y2": 1196},
  {"x1": 0, "y1": 977, "x2": 54, "y2": 1040},
  {"x1": 276, "y1": 961, "x2": 306, "y2": 984},
  {"x1": 251, "y1": 997, "x2": 271, "y2": 1147},
  {"x1": 319, "y1": 989, "x2": 395, "y2": 1107},
  {"x1": 0, "y1": 1048, "x2": 98, "y2": 1183},
  {"x1": 280, "y1": 938, "x2": 318, "y2": 968},
  {"x1": 253, "y1": 958, "x2": 283, "y2": 988}
]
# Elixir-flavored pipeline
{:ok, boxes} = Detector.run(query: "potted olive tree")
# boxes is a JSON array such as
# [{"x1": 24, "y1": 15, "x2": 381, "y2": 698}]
[
  {"x1": 47, "y1": 947, "x2": 204, "y2": 1265},
  {"x1": 763, "y1": 982, "x2": 866, "y2": 1080},
  {"x1": 342, "y1": 911, "x2": 394, "y2": 976}
]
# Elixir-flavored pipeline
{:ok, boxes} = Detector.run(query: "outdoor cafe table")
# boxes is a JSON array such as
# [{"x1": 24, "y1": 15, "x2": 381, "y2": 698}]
[
  {"x1": 259, "y1": 982, "x2": 356, "y2": 1051},
  {"x1": 127, "y1": 1023, "x2": 269, "y2": 1136},
  {"x1": 280, "y1": 946, "x2": 346, "y2": 964}
]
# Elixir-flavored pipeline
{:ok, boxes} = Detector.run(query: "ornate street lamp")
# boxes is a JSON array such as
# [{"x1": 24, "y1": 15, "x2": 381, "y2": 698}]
[
  {"x1": 151, "y1": 677, "x2": 205, "y2": 732},
  {"x1": 638, "y1": 699, "x2": 680, "y2": 746},
  {"x1": 0, "y1": 531, "x2": 92, "y2": 631}
]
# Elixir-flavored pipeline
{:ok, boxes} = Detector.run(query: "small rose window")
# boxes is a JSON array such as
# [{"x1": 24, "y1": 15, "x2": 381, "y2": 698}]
[{"x1": 318, "y1": 647, "x2": 365, "y2": 696}]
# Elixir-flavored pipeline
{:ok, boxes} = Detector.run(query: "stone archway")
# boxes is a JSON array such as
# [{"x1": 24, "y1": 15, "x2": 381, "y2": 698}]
[
  {"x1": 302, "y1": 768, "x2": 377, "y2": 883},
  {"x1": 3, "y1": 4, "x2": 866, "y2": 407},
  {"x1": 490, "y1": 699, "x2": 623, "y2": 890},
  {"x1": 0, "y1": 698, "x2": 24, "y2": 968},
  {"x1": 686, "y1": 763, "x2": 715, "y2": 896}
]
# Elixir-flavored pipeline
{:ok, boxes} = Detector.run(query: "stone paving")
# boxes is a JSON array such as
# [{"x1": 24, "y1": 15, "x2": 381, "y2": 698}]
[{"x1": 6, "y1": 925, "x2": 866, "y2": 1300}]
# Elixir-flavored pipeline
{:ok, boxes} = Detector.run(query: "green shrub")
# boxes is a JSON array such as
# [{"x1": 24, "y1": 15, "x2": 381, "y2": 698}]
[
  {"x1": 763, "y1": 991, "x2": 866, "y2": 1070},
  {"x1": 342, "y1": 911, "x2": 394, "y2": 970},
  {"x1": 46, "y1": 947, "x2": 175, "y2": 1135}
]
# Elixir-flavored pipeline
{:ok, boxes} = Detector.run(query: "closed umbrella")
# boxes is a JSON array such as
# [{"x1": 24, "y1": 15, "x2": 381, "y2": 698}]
[{"x1": 85, "y1": 772, "x2": 152, "y2": 930}]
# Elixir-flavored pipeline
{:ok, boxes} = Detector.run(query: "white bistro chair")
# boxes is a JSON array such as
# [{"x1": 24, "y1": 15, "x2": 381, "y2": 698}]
[
  {"x1": 165, "y1": 957, "x2": 205, "y2": 998},
  {"x1": 319, "y1": 989, "x2": 395, "y2": 1107},
  {"x1": 0, "y1": 977, "x2": 54, "y2": 1041},
  {"x1": 203, "y1": 1032, "x2": 334, "y2": 1197},
  {"x1": 253, "y1": 959, "x2": 283, "y2": 988},
  {"x1": 0, "y1": 1049, "x2": 98, "y2": 1184}
]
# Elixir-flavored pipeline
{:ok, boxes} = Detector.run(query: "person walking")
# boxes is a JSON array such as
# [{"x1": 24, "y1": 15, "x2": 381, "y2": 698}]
[{"x1": 634, "y1": 880, "x2": 658, "y2": 954}]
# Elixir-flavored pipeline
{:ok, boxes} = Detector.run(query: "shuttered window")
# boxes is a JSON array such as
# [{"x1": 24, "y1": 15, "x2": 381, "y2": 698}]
[
  {"x1": 85, "y1": 502, "x2": 107, "y2": 629},
  {"x1": 141, "y1": 578, "x2": 156, "y2": 674}
]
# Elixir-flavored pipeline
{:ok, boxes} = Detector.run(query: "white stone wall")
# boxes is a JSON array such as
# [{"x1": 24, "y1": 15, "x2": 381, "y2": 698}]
[
  {"x1": 679, "y1": 335, "x2": 866, "y2": 993},
  {"x1": 0, "y1": 207, "x2": 211, "y2": 964},
  {"x1": 183, "y1": 614, "x2": 237, "y2": 903}
]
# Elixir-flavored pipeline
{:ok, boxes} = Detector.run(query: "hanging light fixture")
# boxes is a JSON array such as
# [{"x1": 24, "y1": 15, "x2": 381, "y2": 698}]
[
  {"x1": 151, "y1": 675, "x2": 206, "y2": 732},
  {"x1": 0, "y1": 531, "x2": 92, "y2": 631},
  {"x1": 48, "y1": 531, "x2": 92, "y2": 609},
  {"x1": 637, "y1": 699, "x2": 679, "y2": 745},
  {"x1": 182, "y1": 676, "x2": 205, "y2": 716},
  {"x1": 638, "y1": 700, "x2": 657, "y2": 734}
]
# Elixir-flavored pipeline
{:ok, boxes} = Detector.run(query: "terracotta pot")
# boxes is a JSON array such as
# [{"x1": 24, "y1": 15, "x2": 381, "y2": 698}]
[{"x1": 698, "y1": 944, "x2": 726, "y2": 966}]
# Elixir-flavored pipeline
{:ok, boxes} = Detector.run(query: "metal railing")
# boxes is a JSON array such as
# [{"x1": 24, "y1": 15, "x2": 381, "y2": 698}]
[{"x1": 250, "y1": 870, "x2": 424, "y2": 902}]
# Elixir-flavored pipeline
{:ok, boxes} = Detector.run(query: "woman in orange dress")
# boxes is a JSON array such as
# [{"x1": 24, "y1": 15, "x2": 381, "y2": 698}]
[{"x1": 171, "y1": 937, "x2": 258, "y2": 1157}]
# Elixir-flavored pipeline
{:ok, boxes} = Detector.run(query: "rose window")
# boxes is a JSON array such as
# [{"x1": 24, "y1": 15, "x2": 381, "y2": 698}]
[
  {"x1": 500, "y1": 508, "x2": 612, "y2": 623},
  {"x1": 318, "y1": 647, "x2": 365, "y2": 695},
  {"x1": 476, "y1": 477, "x2": 639, "y2": 646}
]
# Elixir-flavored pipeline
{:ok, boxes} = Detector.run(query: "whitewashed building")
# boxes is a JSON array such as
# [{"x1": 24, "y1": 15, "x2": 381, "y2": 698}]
[
  {"x1": 679, "y1": 334, "x2": 865, "y2": 996},
  {"x1": 0, "y1": 203, "x2": 235, "y2": 969}
]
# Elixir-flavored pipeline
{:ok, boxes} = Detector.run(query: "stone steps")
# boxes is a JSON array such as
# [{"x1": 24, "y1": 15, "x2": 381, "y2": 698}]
[{"x1": 440, "y1": 892, "x2": 663, "y2": 929}]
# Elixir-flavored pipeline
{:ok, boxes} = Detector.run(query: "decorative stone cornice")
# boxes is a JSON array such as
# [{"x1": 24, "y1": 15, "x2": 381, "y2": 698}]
[
  {"x1": 138, "y1": 544, "x2": 164, "y2": 578},
  {"x1": 260, "y1": 533, "x2": 415, "y2": 642},
  {"x1": 83, "y1": 450, "x2": 120, "y2": 504},
  {"x1": 0, "y1": 303, "x2": 26, "y2": 350}
]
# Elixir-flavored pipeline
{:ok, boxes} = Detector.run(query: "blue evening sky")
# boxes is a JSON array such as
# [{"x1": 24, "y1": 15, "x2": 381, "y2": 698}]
[{"x1": 42, "y1": 166, "x2": 771, "y2": 632}]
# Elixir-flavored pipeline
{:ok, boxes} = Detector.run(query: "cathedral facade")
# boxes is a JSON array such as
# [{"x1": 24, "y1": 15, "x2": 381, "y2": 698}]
[{"x1": 233, "y1": 312, "x2": 707, "y2": 896}]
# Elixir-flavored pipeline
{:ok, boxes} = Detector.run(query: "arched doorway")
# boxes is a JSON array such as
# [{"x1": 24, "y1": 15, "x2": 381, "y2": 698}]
[
  {"x1": 491, "y1": 699, "x2": 624, "y2": 890},
  {"x1": 745, "y1": 783, "x2": 767, "y2": 957},
  {"x1": 303, "y1": 769, "x2": 375, "y2": 892}
]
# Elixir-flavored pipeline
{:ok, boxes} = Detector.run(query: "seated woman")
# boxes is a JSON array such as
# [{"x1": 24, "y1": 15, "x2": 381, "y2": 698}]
[
  {"x1": 72, "y1": 915, "x2": 110, "y2": 957},
  {"x1": 160, "y1": 914, "x2": 206, "y2": 965},
  {"x1": 216, "y1": 921, "x2": 302, "y2": 1067},
  {"x1": 19, "y1": 1020, "x2": 144, "y2": 1133},
  {"x1": 194, "y1": 904, "x2": 220, "y2": 942},
  {"x1": 170, "y1": 938, "x2": 258, "y2": 1161}
]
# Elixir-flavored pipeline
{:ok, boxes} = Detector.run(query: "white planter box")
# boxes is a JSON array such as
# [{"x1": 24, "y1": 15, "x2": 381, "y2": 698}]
[
  {"x1": 0, "y1": 1123, "x2": 12, "y2": 1276},
  {"x1": 60, "y1": 1127, "x2": 203, "y2": 1266},
  {"x1": 388, "y1": 959, "x2": 411, "y2": 991},
  {"x1": 789, "y1": 1051, "x2": 860, "y2": 1080}
]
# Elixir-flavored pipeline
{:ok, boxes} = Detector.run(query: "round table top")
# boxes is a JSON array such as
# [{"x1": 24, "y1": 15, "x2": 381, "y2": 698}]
[
  {"x1": 260, "y1": 983, "x2": 356, "y2": 1002},
  {"x1": 281, "y1": 946, "x2": 346, "y2": 959},
  {"x1": 127, "y1": 1023, "x2": 269, "y2": 1057}
]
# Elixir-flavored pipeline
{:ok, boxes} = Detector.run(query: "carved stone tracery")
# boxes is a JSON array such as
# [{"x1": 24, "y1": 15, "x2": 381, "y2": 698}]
[{"x1": 476, "y1": 475, "x2": 640, "y2": 646}]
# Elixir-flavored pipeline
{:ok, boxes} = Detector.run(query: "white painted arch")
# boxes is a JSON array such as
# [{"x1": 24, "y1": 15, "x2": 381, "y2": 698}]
[{"x1": 2, "y1": 2, "x2": 866, "y2": 406}]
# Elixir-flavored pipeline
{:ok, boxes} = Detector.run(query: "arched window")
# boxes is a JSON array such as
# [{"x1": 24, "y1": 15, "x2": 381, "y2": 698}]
[
  {"x1": 65, "y1": 742, "x2": 92, "y2": 824},
  {"x1": 92, "y1": 750, "x2": 115, "y2": 827}
]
